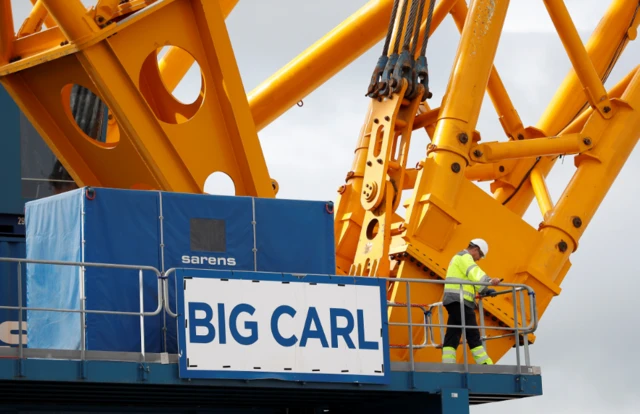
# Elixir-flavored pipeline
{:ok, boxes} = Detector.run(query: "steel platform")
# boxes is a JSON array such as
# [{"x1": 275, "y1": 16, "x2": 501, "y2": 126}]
[{"x1": 0, "y1": 350, "x2": 542, "y2": 413}]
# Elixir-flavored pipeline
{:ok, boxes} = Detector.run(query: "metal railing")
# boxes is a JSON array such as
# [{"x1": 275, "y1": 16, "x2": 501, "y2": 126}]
[
  {"x1": 0, "y1": 258, "x2": 538, "y2": 378},
  {"x1": 163, "y1": 267, "x2": 538, "y2": 374},
  {"x1": 382, "y1": 277, "x2": 538, "y2": 374},
  {"x1": 0, "y1": 257, "x2": 164, "y2": 373}
]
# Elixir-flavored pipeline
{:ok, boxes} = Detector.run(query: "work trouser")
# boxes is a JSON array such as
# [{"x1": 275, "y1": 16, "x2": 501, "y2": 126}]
[{"x1": 441, "y1": 302, "x2": 493, "y2": 365}]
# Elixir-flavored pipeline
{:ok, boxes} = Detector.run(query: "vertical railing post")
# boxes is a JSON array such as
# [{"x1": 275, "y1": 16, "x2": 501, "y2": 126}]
[
  {"x1": 512, "y1": 287, "x2": 521, "y2": 370},
  {"x1": 459, "y1": 285, "x2": 468, "y2": 372},
  {"x1": 478, "y1": 294, "x2": 487, "y2": 350},
  {"x1": 79, "y1": 263, "x2": 87, "y2": 380},
  {"x1": 139, "y1": 269, "x2": 145, "y2": 362},
  {"x1": 17, "y1": 261, "x2": 24, "y2": 377},
  {"x1": 424, "y1": 309, "x2": 431, "y2": 345},
  {"x1": 406, "y1": 281, "x2": 415, "y2": 389},
  {"x1": 519, "y1": 289, "x2": 531, "y2": 366},
  {"x1": 80, "y1": 264, "x2": 86, "y2": 360},
  {"x1": 438, "y1": 303, "x2": 444, "y2": 348}
]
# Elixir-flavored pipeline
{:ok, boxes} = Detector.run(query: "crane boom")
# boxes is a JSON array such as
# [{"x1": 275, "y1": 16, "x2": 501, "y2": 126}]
[{"x1": 0, "y1": 0, "x2": 638, "y2": 367}]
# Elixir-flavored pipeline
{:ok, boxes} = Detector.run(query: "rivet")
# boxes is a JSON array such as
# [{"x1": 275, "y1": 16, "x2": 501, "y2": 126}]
[
  {"x1": 458, "y1": 133, "x2": 469, "y2": 144},
  {"x1": 583, "y1": 138, "x2": 592, "y2": 146},
  {"x1": 451, "y1": 163, "x2": 461, "y2": 173},
  {"x1": 499, "y1": 165, "x2": 505, "y2": 172},
  {"x1": 517, "y1": 134, "x2": 525, "y2": 140}
]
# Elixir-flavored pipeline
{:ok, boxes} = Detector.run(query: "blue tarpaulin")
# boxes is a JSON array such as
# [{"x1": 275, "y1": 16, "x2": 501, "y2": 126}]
[
  {"x1": 25, "y1": 187, "x2": 336, "y2": 353},
  {"x1": 26, "y1": 190, "x2": 82, "y2": 350}
]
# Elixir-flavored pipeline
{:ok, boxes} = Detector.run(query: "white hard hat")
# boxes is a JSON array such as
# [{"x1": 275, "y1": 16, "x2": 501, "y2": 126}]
[{"x1": 470, "y1": 238, "x2": 489, "y2": 257}]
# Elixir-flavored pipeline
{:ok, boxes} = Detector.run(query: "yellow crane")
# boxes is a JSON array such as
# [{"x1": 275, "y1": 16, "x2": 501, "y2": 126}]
[{"x1": 0, "y1": 0, "x2": 638, "y2": 367}]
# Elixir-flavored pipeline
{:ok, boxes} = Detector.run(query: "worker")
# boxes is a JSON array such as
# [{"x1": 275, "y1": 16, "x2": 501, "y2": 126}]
[{"x1": 441, "y1": 238, "x2": 500, "y2": 365}]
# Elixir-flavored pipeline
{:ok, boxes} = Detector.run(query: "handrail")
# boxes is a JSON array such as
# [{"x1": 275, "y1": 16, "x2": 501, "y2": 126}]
[
  {"x1": 384, "y1": 280, "x2": 537, "y2": 373},
  {"x1": 0, "y1": 257, "x2": 163, "y2": 365},
  {"x1": 163, "y1": 267, "x2": 538, "y2": 373},
  {"x1": 0, "y1": 260, "x2": 538, "y2": 375}
]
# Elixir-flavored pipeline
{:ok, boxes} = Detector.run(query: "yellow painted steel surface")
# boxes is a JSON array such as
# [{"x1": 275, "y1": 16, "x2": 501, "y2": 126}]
[{"x1": 0, "y1": 0, "x2": 638, "y2": 368}]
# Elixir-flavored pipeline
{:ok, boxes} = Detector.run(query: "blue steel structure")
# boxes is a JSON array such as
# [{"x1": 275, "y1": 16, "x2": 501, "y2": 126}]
[
  {"x1": 0, "y1": 355, "x2": 542, "y2": 413},
  {"x1": 0, "y1": 85, "x2": 544, "y2": 413}
]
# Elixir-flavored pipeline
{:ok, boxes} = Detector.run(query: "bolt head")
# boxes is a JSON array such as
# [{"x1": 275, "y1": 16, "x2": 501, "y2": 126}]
[
  {"x1": 572, "y1": 217, "x2": 582, "y2": 228},
  {"x1": 558, "y1": 240, "x2": 568, "y2": 252}
]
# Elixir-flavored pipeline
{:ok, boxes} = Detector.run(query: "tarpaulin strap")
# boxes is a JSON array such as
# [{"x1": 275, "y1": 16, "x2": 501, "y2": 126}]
[
  {"x1": 85, "y1": 187, "x2": 96, "y2": 200},
  {"x1": 325, "y1": 201, "x2": 334, "y2": 214}
]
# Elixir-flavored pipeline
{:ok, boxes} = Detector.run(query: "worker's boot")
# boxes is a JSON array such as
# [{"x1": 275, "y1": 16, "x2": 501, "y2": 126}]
[
  {"x1": 471, "y1": 345, "x2": 493, "y2": 365},
  {"x1": 441, "y1": 346, "x2": 457, "y2": 364}
]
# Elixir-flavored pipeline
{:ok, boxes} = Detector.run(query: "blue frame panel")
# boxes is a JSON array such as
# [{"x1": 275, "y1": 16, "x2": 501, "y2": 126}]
[
  {"x1": 175, "y1": 269, "x2": 391, "y2": 385},
  {"x1": 0, "y1": 357, "x2": 544, "y2": 397}
]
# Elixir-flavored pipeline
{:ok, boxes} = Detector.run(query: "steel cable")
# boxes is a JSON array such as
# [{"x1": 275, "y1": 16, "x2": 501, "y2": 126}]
[
  {"x1": 382, "y1": 0, "x2": 401, "y2": 56},
  {"x1": 393, "y1": 0, "x2": 411, "y2": 54},
  {"x1": 403, "y1": 0, "x2": 421, "y2": 51},
  {"x1": 411, "y1": 0, "x2": 427, "y2": 56},
  {"x1": 420, "y1": 0, "x2": 436, "y2": 57}
]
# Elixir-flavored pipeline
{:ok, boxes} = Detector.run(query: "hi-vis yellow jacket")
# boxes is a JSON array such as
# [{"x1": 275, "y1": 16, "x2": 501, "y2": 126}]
[{"x1": 443, "y1": 250, "x2": 492, "y2": 308}]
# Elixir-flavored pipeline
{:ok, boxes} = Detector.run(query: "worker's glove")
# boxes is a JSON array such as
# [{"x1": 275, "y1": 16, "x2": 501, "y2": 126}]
[{"x1": 482, "y1": 289, "x2": 498, "y2": 298}]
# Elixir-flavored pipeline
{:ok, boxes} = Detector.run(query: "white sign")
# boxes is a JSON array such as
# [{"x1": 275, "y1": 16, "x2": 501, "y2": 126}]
[{"x1": 177, "y1": 272, "x2": 389, "y2": 384}]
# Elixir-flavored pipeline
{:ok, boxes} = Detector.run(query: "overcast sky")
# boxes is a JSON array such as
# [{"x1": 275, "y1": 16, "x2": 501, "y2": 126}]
[{"x1": 11, "y1": 0, "x2": 640, "y2": 412}]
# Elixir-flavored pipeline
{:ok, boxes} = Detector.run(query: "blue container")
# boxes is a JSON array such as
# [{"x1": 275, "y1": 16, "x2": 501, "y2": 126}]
[
  {"x1": 0, "y1": 237, "x2": 27, "y2": 348},
  {"x1": 25, "y1": 187, "x2": 336, "y2": 353}
]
